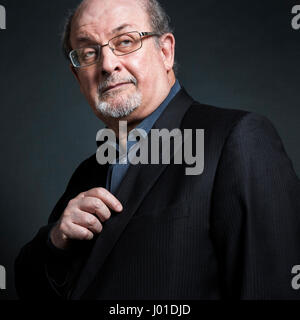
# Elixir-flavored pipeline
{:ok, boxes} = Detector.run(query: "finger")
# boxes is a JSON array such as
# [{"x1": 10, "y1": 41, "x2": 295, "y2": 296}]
[
  {"x1": 78, "y1": 196, "x2": 111, "y2": 222},
  {"x1": 71, "y1": 210, "x2": 103, "y2": 234},
  {"x1": 83, "y1": 187, "x2": 123, "y2": 212},
  {"x1": 63, "y1": 222, "x2": 94, "y2": 241}
]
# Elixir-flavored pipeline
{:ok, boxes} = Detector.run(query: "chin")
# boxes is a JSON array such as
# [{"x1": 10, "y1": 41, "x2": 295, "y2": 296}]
[{"x1": 95, "y1": 91, "x2": 142, "y2": 119}]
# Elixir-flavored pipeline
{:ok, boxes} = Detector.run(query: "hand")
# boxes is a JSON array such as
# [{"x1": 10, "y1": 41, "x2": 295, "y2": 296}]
[{"x1": 50, "y1": 187, "x2": 123, "y2": 250}]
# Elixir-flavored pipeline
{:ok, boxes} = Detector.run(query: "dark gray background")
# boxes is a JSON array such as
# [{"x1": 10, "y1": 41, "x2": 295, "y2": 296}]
[{"x1": 0, "y1": 0, "x2": 299, "y2": 300}]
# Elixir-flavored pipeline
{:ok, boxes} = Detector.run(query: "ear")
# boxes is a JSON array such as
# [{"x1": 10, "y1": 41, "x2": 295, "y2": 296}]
[
  {"x1": 69, "y1": 64, "x2": 84, "y2": 94},
  {"x1": 159, "y1": 33, "x2": 175, "y2": 72}
]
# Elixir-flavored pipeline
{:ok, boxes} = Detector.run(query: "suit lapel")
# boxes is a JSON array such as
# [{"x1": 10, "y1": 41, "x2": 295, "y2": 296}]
[{"x1": 70, "y1": 88, "x2": 194, "y2": 299}]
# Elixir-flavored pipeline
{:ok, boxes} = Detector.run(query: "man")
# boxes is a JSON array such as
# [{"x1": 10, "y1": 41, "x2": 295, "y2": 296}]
[{"x1": 15, "y1": 0, "x2": 300, "y2": 300}]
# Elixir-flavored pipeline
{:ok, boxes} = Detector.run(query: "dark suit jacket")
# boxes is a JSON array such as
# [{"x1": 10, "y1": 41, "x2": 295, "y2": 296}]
[{"x1": 15, "y1": 88, "x2": 300, "y2": 300}]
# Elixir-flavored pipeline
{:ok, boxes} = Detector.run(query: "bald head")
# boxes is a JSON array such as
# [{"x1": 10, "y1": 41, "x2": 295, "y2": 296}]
[
  {"x1": 74, "y1": 0, "x2": 146, "y2": 22},
  {"x1": 72, "y1": 0, "x2": 144, "y2": 29},
  {"x1": 71, "y1": 0, "x2": 149, "y2": 48},
  {"x1": 62, "y1": 0, "x2": 173, "y2": 61}
]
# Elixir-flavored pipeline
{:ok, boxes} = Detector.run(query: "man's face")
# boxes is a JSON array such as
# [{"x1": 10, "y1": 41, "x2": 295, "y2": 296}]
[{"x1": 70, "y1": 0, "x2": 174, "y2": 124}]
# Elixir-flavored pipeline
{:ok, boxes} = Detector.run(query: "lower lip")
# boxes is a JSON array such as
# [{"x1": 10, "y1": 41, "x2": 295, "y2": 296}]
[{"x1": 104, "y1": 83, "x2": 131, "y2": 92}]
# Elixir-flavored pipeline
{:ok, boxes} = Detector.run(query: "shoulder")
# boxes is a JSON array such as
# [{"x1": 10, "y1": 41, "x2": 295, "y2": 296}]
[
  {"x1": 181, "y1": 99, "x2": 292, "y2": 169},
  {"x1": 213, "y1": 110, "x2": 297, "y2": 182},
  {"x1": 221, "y1": 111, "x2": 285, "y2": 156},
  {"x1": 183, "y1": 100, "x2": 280, "y2": 144},
  {"x1": 183, "y1": 100, "x2": 250, "y2": 130}
]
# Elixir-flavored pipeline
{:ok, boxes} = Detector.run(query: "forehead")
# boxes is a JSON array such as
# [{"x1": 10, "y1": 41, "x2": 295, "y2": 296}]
[{"x1": 71, "y1": 0, "x2": 150, "y2": 43}]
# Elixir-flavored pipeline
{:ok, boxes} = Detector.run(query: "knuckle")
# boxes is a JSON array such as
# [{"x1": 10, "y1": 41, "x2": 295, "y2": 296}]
[
  {"x1": 86, "y1": 215, "x2": 97, "y2": 226},
  {"x1": 63, "y1": 210, "x2": 72, "y2": 221},
  {"x1": 95, "y1": 222, "x2": 103, "y2": 232},
  {"x1": 67, "y1": 198, "x2": 76, "y2": 207},
  {"x1": 96, "y1": 223, "x2": 103, "y2": 233},
  {"x1": 97, "y1": 187, "x2": 106, "y2": 198},
  {"x1": 98, "y1": 187, "x2": 105, "y2": 193},
  {"x1": 93, "y1": 199, "x2": 104, "y2": 211},
  {"x1": 81, "y1": 229, "x2": 92, "y2": 240},
  {"x1": 59, "y1": 221, "x2": 68, "y2": 233},
  {"x1": 62, "y1": 206, "x2": 71, "y2": 217},
  {"x1": 78, "y1": 192, "x2": 85, "y2": 198},
  {"x1": 101, "y1": 210, "x2": 110, "y2": 221}
]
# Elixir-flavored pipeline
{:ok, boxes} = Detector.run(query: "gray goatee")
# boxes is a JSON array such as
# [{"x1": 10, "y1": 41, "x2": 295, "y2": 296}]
[{"x1": 96, "y1": 74, "x2": 142, "y2": 118}]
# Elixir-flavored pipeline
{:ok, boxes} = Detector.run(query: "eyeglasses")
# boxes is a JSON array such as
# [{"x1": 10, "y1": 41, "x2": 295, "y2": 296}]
[{"x1": 69, "y1": 31, "x2": 159, "y2": 68}]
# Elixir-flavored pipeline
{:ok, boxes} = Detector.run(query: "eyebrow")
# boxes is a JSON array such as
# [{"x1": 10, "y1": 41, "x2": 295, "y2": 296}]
[
  {"x1": 110, "y1": 23, "x2": 134, "y2": 36},
  {"x1": 74, "y1": 23, "x2": 135, "y2": 46},
  {"x1": 76, "y1": 36, "x2": 96, "y2": 44}
]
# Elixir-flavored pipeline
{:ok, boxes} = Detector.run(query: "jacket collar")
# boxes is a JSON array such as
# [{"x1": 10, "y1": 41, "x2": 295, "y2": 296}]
[{"x1": 70, "y1": 87, "x2": 194, "y2": 299}]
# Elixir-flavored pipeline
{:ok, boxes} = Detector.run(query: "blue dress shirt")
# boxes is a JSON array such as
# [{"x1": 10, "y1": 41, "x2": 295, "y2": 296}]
[{"x1": 106, "y1": 80, "x2": 181, "y2": 195}]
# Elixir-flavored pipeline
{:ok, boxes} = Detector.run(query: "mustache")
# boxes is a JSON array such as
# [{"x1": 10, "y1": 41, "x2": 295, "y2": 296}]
[{"x1": 98, "y1": 74, "x2": 137, "y2": 95}]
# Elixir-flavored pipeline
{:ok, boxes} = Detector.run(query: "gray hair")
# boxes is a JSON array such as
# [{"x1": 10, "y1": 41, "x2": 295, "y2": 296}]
[{"x1": 61, "y1": 0, "x2": 177, "y2": 72}]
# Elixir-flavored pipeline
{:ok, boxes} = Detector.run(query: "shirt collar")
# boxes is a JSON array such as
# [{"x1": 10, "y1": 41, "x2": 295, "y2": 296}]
[
  {"x1": 102, "y1": 79, "x2": 181, "y2": 151},
  {"x1": 133, "y1": 79, "x2": 181, "y2": 135},
  {"x1": 127, "y1": 80, "x2": 181, "y2": 149}
]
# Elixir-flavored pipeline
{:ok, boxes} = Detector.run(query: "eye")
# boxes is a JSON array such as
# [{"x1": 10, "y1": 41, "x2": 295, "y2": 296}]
[
  {"x1": 110, "y1": 33, "x2": 140, "y2": 53},
  {"x1": 85, "y1": 51, "x2": 96, "y2": 57},
  {"x1": 114, "y1": 35, "x2": 136, "y2": 48},
  {"x1": 116, "y1": 38, "x2": 134, "y2": 48},
  {"x1": 120, "y1": 39, "x2": 133, "y2": 47},
  {"x1": 81, "y1": 49, "x2": 97, "y2": 61}
]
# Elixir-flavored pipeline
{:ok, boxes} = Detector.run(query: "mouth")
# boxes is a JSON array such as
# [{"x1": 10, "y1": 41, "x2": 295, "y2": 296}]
[{"x1": 102, "y1": 82, "x2": 132, "y2": 93}]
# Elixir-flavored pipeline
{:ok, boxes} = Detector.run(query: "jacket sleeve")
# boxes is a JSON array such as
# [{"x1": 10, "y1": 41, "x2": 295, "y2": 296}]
[
  {"x1": 14, "y1": 224, "x2": 75, "y2": 300},
  {"x1": 210, "y1": 112, "x2": 300, "y2": 299},
  {"x1": 14, "y1": 159, "x2": 94, "y2": 300}
]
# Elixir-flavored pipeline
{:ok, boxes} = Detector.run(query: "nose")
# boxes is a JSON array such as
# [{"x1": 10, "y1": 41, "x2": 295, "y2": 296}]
[{"x1": 99, "y1": 45, "x2": 122, "y2": 76}]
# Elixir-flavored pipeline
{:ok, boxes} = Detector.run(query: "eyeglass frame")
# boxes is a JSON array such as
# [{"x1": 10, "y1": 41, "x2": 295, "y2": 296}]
[{"x1": 69, "y1": 31, "x2": 160, "y2": 68}]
